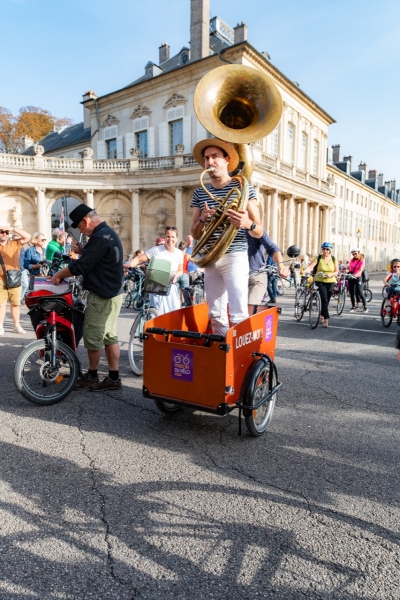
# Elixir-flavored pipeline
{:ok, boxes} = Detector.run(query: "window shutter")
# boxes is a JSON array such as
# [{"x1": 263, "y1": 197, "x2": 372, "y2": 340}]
[
  {"x1": 148, "y1": 127, "x2": 155, "y2": 157},
  {"x1": 159, "y1": 122, "x2": 169, "y2": 157},
  {"x1": 167, "y1": 107, "x2": 184, "y2": 121},
  {"x1": 196, "y1": 117, "x2": 207, "y2": 143},
  {"x1": 117, "y1": 136, "x2": 124, "y2": 158},
  {"x1": 183, "y1": 115, "x2": 191, "y2": 153},
  {"x1": 125, "y1": 132, "x2": 135, "y2": 158},
  {"x1": 104, "y1": 126, "x2": 118, "y2": 140},
  {"x1": 133, "y1": 117, "x2": 149, "y2": 132},
  {"x1": 96, "y1": 140, "x2": 106, "y2": 159}
]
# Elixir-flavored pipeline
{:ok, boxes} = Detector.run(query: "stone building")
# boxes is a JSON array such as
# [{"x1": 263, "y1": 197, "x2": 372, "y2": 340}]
[{"x1": 0, "y1": 0, "x2": 399, "y2": 268}]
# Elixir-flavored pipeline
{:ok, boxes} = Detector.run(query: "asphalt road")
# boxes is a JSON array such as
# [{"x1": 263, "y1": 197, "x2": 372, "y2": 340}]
[{"x1": 0, "y1": 274, "x2": 398, "y2": 600}]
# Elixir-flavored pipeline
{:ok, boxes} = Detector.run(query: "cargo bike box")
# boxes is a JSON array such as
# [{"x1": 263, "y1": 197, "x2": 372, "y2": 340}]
[{"x1": 142, "y1": 303, "x2": 281, "y2": 436}]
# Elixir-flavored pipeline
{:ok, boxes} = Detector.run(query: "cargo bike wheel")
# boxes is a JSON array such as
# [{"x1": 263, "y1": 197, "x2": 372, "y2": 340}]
[
  {"x1": 243, "y1": 356, "x2": 278, "y2": 437},
  {"x1": 154, "y1": 399, "x2": 181, "y2": 414}
]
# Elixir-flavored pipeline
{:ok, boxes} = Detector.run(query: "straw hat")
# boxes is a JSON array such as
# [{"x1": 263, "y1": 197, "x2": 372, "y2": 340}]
[{"x1": 192, "y1": 138, "x2": 239, "y2": 171}]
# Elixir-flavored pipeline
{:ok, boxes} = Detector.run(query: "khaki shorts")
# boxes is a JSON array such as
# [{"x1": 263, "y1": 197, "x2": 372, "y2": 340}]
[
  {"x1": 0, "y1": 277, "x2": 21, "y2": 305},
  {"x1": 248, "y1": 272, "x2": 268, "y2": 305},
  {"x1": 83, "y1": 292, "x2": 123, "y2": 351}
]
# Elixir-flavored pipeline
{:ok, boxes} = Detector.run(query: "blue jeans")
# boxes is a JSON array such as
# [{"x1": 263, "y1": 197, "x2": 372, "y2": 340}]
[
  {"x1": 21, "y1": 269, "x2": 29, "y2": 301},
  {"x1": 267, "y1": 275, "x2": 278, "y2": 301}
]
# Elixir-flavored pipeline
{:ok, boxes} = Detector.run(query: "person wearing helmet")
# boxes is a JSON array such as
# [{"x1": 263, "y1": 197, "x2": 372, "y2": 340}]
[
  {"x1": 348, "y1": 248, "x2": 368, "y2": 313},
  {"x1": 304, "y1": 242, "x2": 338, "y2": 328}
]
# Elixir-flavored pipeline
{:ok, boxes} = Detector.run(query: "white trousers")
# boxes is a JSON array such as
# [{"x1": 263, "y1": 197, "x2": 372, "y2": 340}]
[{"x1": 205, "y1": 251, "x2": 249, "y2": 336}]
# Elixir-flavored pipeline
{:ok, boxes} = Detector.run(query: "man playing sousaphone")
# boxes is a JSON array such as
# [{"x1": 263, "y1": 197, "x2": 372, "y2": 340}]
[{"x1": 190, "y1": 139, "x2": 267, "y2": 335}]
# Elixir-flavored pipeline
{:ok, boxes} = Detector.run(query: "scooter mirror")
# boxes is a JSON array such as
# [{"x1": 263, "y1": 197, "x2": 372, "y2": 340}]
[{"x1": 287, "y1": 245, "x2": 300, "y2": 258}]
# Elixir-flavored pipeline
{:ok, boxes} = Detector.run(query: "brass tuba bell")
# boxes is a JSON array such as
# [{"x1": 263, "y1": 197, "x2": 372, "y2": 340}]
[{"x1": 192, "y1": 64, "x2": 282, "y2": 267}]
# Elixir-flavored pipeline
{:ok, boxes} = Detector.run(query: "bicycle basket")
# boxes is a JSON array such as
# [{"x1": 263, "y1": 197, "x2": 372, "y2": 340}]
[{"x1": 143, "y1": 255, "x2": 173, "y2": 296}]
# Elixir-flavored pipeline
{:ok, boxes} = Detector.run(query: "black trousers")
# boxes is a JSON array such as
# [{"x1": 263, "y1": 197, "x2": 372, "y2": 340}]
[
  {"x1": 316, "y1": 282, "x2": 335, "y2": 319},
  {"x1": 349, "y1": 277, "x2": 366, "y2": 308}
]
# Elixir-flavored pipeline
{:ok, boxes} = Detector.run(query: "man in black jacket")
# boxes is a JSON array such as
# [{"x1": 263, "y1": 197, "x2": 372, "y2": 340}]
[{"x1": 51, "y1": 205, "x2": 124, "y2": 391}]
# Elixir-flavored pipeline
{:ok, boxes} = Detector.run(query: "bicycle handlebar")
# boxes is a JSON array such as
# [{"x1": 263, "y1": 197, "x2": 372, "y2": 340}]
[{"x1": 146, "y1": 327, "x2": 225, "y2": 343}]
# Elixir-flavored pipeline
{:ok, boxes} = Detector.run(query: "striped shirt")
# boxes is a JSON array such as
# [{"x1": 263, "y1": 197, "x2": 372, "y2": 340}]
[{"x1": 190, "y1": 179, "x2": 257, "y2": 254}]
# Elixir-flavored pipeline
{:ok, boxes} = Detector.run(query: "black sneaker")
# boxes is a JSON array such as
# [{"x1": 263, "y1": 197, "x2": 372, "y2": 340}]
[
  {"x1": 90, "y1": 376, "x2": 122, "y2": 392},
  {"x1": 75, "y1": 372, "x2": 99, "y2": 390},
  {"x1": 269, "y1": 298, "x2": 276, "y2": 304}
]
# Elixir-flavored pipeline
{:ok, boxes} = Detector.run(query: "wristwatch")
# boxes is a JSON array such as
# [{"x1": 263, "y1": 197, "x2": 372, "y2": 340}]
[{"x1": 248, "y1": 221, "x2": 257, "y2": 231}]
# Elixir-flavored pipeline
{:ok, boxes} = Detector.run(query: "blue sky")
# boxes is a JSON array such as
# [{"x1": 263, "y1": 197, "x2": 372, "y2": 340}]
[{"x1": 1, "y1": 0, "x2": 399, "y2": 182}]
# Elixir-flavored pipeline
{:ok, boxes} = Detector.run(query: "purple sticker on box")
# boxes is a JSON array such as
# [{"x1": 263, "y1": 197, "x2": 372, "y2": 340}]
[
  {"x1": 264, "y1": 315, "x2": 273, "y2": 342},
  {"x1": 171, "y1": 349, "x2": 194, "y2": 382}
]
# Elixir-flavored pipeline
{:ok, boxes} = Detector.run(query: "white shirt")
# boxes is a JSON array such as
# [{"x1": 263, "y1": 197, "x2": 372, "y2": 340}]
[{"x1": 146, "y1": 245, "x2": 183, "y2": 275}]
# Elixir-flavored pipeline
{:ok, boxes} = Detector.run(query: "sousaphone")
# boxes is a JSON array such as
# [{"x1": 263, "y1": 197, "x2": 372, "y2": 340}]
[{"x1": 192, "y1": 64, "x2": 282, "y2": 267}]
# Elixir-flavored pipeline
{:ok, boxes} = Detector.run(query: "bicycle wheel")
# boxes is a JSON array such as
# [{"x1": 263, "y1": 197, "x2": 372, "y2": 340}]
[
  {"x1": 128, "y1": 307, "x2": 158, "y2": 376},
  {"x1": 281, "y1": 277, "x2": 291, "y2": 290},
  {"x1": 124, "y1": 293, "x2": 132, "y2": 308},
  {"x1": 382, "y1": 286, "x2": 388, "y2": 299},
  {"x1": 337, "y1": 287, "x2": 346, "y2": 315},
  {"x1": 154, "y1": 399, "x2": 181, "y2": 414},
  {"x1": 14, "y1": 339, "x2": 79, "y2": 405},
  {"x1": 381, "y1": 298, "x2": 393, "y2": 328},
  {"x1": 309, "y1": 291, "x2": 321, "y2": 329},
  {"x1": 294, "y1": 289, "x2": 306, "y2": 321},
  {"x1": 364, "y1": 288, "x2": 372, "y2": 303},
  {"x1": 276, "y1": 279, "x2": 284, "y2": 296},
  {"x1": 244, "y1": 358, "x2": 277, "y2": 437}
]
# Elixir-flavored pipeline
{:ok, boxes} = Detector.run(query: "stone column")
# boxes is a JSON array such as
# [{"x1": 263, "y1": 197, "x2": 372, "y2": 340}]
[
  {"x1": 300, "y1": 199, "x2": 308, "y2": 256},
  {"x1": 175, "y1": 187, "x2": 184, "y2": 238},
  {"x1": 312, "y1": 204, "x2": 320, "y2": 255},
  {"x1": 270, "y1": 190, "x2": 279, "y2": 243},
  {"x1": 280, "y1": 197, "x2": 287, "y2": 252},
  {"x1": 35, "y1": 187, "x2": 47, "y2": 236},
  {"x1": 264, "y1": 191, "x2": 270, "y2": 234},
  {"x1": 83, "y1": 188, "x2": 94, "y2": 207},
  {"x1": 322, "y1": 206, "x2": 332, "y2": 242},
  {"x1": 286, "y1": 194, "x2": 295, "y2": 248},
  {"x1": 130, "y1": 188, "x2": 140, "y2": 252}
]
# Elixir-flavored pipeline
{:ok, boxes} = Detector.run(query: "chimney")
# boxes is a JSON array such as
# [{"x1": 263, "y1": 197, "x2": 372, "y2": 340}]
[
  {"x1": 343, "y1": 155, "x2": 352, "y2": 170},
  {"x1": 368, "y1": 169, "x2": 377, "y2": 180},
  {"x1": 358, "y1": 161, "x2": 367, "y2": 176},
  {"x1": 22, "y1": 136, "x2": 34, "y2": 150},
  {"x1": 190, "y1": 0, "x2": 210, "y2": 61},
  {"x1": 82, "y1": 90, "x2": 98, "y2": 129},
  {"x1": 331, "y1": 144, "x2": 341, "y2": 163},
  {"x1": 234, "y1": 21, "x2": 248, "y2": 44},
  {"x1": 377, "y1": 173, "x2": 384, "y2": 187},
  {"x1": 159, "y1": 42, "x2": 170, "y2": 64}
]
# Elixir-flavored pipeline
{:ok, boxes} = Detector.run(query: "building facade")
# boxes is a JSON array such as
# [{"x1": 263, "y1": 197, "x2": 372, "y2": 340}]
[{"x1": 0, "y1": 0, "x2": 398, "y2": 269}]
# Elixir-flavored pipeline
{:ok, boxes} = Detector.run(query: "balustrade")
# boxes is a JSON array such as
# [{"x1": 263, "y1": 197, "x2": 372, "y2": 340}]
[
  {"x1": 0, "y1": 154, "x2": 34, "y2": 168},
  {"x1": 183, "y1": 155, "x2": 197, "y2": 166},
  {"x1": 45, "y1": 157, "x2": 84, "y2": 171},
  {"x1": 139, "y1": 157, "x2": 175, "y2": 170},
  {"x1": 93, "y1": 159, "x2": 129, "y2": 171},
  {"x1": 260, "y1": 153, "x2": 276, "y2": 168}
]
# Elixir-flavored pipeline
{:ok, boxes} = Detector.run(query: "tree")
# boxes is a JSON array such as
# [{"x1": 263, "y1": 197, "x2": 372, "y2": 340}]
[
  {"x1": 0, "y1": 107, "x2": 19, "y2": 153},
  {"x1": 0, "y1": 106, "x2": 73, "y2": 153}
]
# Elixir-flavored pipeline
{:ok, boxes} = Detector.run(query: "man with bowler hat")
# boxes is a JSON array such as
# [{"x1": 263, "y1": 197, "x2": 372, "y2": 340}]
[{"x1": 51, "y1": 205, "x2": 124, "y2": 391}]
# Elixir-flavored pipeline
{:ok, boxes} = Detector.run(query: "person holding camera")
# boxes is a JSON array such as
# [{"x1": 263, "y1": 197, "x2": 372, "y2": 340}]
[
  {"x1": 0, "y1": 225, "x2": 31, "y2": 335},
  {"x1": 24, "y1": 232, "x2": 47, "y2": 290}
]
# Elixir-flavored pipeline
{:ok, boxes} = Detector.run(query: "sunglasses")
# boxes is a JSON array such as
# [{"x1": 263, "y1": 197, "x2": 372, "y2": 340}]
[
  {"x1": 0, "y1": 230, "x2": 10, "y2": 235},
  {"x1": 39, "y1": 238, "x2": 46, "y2": 242},
  {"x1": 352, "y1": 252, "x2": 358, "y2": 255},
  {"x1": 165, "y1": 226, "x2": 178, "y2": 231},
  {"x1": 393, "y1": 265, "x2": 400, "y2": 269}
]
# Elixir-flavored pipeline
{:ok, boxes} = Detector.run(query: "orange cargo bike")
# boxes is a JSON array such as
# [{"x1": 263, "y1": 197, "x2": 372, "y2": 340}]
[{"x1": 142, "y1": 303, "x2": 281, "y2": 437}]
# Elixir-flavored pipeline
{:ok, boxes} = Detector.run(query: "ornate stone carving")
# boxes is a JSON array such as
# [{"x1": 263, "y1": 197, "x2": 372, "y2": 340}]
[
  {"x1": 163, "y1": 93, "x2": 187, "y2": 110},
  {"x1": 10, "y1": 202, "x2": 23, "y2": 228},
  {"x1": 83, "y1": 147, "x2": 94, "y2": 158},
  {"x1": 130, "y1": 147, "x2": 140, "y2": 157},
  {"x1": 111, "y1": 208, "x2": 122, "y2": 235},
  {"x1": 34, "y1": 144, "x2": 44, "y2": 155},
  {"x1": 155, "y1": 207, "x2": 168, "y2": 235},
  {"x1": 175, "y1": 143, "x2": 185, "y2": 155},
  {"x1": 101, "y1": 115, "x2": 120, "y2": 128},
  {"x1": 130, "y1": 104, "x2": 151, "y2": 120},
  {"x1": 326, "y1": 172, "x2": 335, "y2": 189}
]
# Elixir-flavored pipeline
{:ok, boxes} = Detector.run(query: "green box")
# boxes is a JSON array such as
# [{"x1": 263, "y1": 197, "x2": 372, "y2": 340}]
[{"x1": 143, "y1": 255, "x2": 173, "y2": 295}]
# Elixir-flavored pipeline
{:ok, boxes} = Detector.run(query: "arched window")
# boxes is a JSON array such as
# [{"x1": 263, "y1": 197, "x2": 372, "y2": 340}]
[{"x1": 285, "y1": 122, "x2": 294, "y2": 164}]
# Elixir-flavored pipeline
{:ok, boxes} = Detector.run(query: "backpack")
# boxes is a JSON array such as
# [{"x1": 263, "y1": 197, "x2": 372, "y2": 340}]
[
  {"x1": 312, "y1": 255, "x2": 335, "y2": 276},
  {"x1": 362, "y1": 268, "x2": 369, "y2": 283}
]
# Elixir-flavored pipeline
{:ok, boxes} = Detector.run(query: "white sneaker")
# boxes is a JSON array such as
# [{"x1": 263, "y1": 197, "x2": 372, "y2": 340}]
[
  {"x1": 13, "y1": 325, "x2": 25, "y2": 334},
  {"x1": 0, "y1": 326, "x2": 4, "y2": 336}
]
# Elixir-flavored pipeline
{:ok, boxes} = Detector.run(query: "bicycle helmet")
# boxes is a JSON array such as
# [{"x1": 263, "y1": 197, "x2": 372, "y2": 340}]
[{"x1": 321, "y1": 242, "x2": 333, "y2": 250}]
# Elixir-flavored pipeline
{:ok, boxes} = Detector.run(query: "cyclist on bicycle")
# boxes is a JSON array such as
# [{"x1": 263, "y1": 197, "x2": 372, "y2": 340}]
[
  {"x1": 304, "y1": 242, "x2": 338, "y2": 328},
  {"x1": 348, "y1": 248, "x2": 368, "y2": 313},
  {"x1": 383, "y1": 259, "x2": 400, "y2": 299}
]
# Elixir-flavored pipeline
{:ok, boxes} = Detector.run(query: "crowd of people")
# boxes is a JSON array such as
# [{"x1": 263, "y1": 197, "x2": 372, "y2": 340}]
[{"x1": 1, "y1": 138, "x2": 399, "y2": 376}]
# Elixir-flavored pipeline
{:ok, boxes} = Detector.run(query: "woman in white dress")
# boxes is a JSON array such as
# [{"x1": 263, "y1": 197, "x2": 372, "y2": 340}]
[{"x1": 128, "y1": 227, "x2": 183, "y2": 315}]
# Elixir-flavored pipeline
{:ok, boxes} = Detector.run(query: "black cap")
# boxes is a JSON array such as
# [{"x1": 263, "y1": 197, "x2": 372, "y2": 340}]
[{"x1": 69, "y1": 205, "x2": 94, "y2": 229}]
